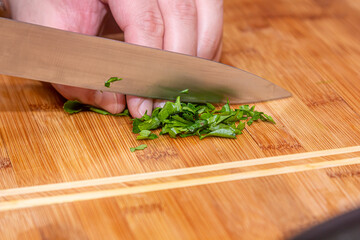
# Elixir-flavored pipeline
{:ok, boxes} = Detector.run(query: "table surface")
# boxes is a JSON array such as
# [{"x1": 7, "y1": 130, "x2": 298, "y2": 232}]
[{"x1": 1, "y1": 0, "x2": 360, "y2": 239}]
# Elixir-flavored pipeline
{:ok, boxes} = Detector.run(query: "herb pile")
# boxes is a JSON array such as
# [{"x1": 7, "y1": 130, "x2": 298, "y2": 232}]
[
  {"x1": 131, "y1": 96, "x2": 274, "y2": 140},
  {"x1": 62, "y1": 77, "x2": 275, "y2": 152},
  {"x1": 64, "y1": 96, "x2": 274, "y2": 141}
]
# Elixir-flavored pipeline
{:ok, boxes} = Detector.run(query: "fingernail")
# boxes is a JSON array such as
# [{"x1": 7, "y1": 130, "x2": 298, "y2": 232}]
[{"x1": 138, "y1": 99, "x2": 152, "y2": 116}]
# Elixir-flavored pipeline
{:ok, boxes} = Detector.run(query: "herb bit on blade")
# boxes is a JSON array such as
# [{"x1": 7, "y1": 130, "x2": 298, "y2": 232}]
[
  {"x1": 130, "y1": 144, "x2": 147, "y2": 152},
  {"x1": 180, "y1": 89, "x2": 189, "y2": 94},
  {"x1": 105, "y1": 77, "x2": 122, "y2": 88}
]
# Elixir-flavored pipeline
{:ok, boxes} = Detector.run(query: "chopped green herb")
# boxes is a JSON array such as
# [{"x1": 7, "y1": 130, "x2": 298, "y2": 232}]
[
  {"x1": 199, "y1": 128, "x2": 237, "y2": 140},
  {"x1": 130, "y1": 144, "x2": 147, "y2": 152},
  {"x1": 63, "y1": 100, "x2": 85, "y2": 114},
  {"x1": 105, "y1": 77, "x2": 122, "y2": 88},
  {"x1": 132, "y1": 118, "x2": 142, "y2": 133},
  {"x1": 206, "y1": 103, "x2": 216, "y2": 111},
  {"x1": 136, "y1": 130, "x2": 158, "y2": 140},
  {"x1": 64, "y1": 95, "x2": 276, "y2": 142},
  {"x1": 130, "y1": 96, "x2": 275, "y2": 140},
  {"x1": 63, "y1": 100, "x2": 129, "y2": 116},
  {"x1": 180, "y1": 89, "x2": 189, "y2": 94}
]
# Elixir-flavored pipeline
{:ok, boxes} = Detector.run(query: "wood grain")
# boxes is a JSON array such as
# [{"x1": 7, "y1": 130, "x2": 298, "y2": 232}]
[
  {"x1": 1, "y1": 0, "x2": 360, "y2": 239},
  {"x1": 1, "y1": 154, "x2": 360, "y2": 212}
]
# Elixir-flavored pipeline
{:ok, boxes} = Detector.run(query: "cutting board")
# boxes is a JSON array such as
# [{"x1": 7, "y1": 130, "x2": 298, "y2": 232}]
[{"x1": 1, "y1": 0, "x2": 360, "y2": 239}]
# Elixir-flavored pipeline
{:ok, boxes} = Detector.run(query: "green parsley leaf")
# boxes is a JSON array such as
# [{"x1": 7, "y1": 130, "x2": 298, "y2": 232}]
[
  {"x1": 63, "y1": 100, "x2": 85, "y2": 114},
  {"x1": 105, "y1": 77, "x2": 122, "y2": 88},
  {"x1": 158, "y1": 98, "x2": 181, "y2": 122},
  {"x1": 138, "y1": 116, "x2": 161, "y2": 131},
  {"x1": 132, "y1": 118, "x2": 142, "y2": 133},
  {"x1": 200, "y1": 128, "x2": 237, "y2": 140},
  {"x1": 237, "y1": 121, "x2": 246, "y2": 131},
  {"x1": 63, "y1": 100, "x2": 129, "y2": 116},
  {"x1": 136, "y1": 130, "x2": 158, "y2": 140},
  {"x1": 180, "y1": 89, "x2": 189, "y2": 94},
  {"x1": 188, "y1": 120, "x2": 208, "y2": 133},
  {"x1": 206, "y1": 103, "x2": 216, "y2": 111},
  {"x1": 113, "y1": 109, "x2": 130, "y2": 117},
  {"x1": 130, "y1": 144, "x2": 147, "y2": 152},
  {"x1": 88, "y1": 107, "x2": 114, "y2": 115}
]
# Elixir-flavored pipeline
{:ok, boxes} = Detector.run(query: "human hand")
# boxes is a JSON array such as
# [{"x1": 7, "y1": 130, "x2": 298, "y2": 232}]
[{"x1": 9, "y1": 0, "x2": 223, "y2": 118}]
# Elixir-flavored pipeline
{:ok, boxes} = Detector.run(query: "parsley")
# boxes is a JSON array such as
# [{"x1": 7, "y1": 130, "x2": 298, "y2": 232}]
[
  {"x1": 63, "y1": 96, "x2": 276, "y2": 150},
  {"x1": 131, "y1": 97, "x2": 275, "y2": 140},
  {"x1": 130, "y1": 144, "x2": 147, "y2": 152},
  {"x1": 136, "y1": 130, "x2": 158, "y2": 140},
  {"x1": 180, "y1": 89, "x2": 189, "y2": 94},
  {"x1": 105, "y1": 77, "x2": 122, "y2": 88},
  {"x1": 63, "y1": 100, "x2": 85, "y2": 114},
  {"x1": 63, "y1": 100, "x2": 129, "y2": 116}
]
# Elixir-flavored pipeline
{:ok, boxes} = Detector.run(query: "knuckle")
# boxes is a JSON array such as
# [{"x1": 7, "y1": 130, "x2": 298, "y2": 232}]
[
  {"x1": 171, "y1": 0, "x2": 197, "y2": 20},
  {"x1": 136, "y1": 10, "x2": 164, "y2": 37}
]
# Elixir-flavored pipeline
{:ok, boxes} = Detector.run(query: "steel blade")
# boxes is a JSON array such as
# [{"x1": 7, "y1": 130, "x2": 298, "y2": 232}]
[{"x1": 0, "y1": 18, "x2": 291, "y2": 103}]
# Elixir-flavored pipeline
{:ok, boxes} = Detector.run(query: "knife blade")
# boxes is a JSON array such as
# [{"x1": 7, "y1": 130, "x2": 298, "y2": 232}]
[{"x1": 0, "y1": 17, "x2": 291, "y2": 103}]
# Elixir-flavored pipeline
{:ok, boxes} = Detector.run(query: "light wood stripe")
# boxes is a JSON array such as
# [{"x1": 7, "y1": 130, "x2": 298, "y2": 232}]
[
  {"x1": 1, "y1": 145, "x2": 359, "y2": 197},
  {"x1": 1, "y1": 157, "x2": 359, "y2": 212}
]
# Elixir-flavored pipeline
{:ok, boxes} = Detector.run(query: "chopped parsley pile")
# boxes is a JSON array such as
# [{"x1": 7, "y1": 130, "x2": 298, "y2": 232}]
[
  {"x1": 62, "y1": 77, "x2": 275, "y2": 152},
  {"x1": 131, "y1": 96, "x2": 274, "y2": 140}
]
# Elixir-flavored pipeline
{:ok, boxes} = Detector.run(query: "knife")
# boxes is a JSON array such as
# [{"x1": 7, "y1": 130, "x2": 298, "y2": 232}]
[{"x1": 0, "y1": 17, "x2": 291, "y2": 103}]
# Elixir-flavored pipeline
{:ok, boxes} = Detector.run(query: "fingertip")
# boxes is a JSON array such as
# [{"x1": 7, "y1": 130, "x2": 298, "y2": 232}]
[
  {"x1": 127, "y1": 96, "x2": 153, "y2": 118},
  {"x1": 138, "y1": 99, "x2": 153, "y2": 117},
  {"x1": 153, "y1": 99, "x2": 167, "y2": 108},
  {"x1": 94, "y1": 91, "x2": 126, "y2": 114}
]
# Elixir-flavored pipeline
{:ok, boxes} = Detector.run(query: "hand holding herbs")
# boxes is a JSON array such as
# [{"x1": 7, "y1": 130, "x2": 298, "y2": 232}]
[{"x1": 64, "y1": 96, "x2": 275, "y2": 151}]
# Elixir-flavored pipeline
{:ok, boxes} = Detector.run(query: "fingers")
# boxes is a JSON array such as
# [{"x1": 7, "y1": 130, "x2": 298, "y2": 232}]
[
  {"x1": 10, "y1": 0, "x2": 108, "y2": 34},
  {"x1": 153, "y1": 99, "x2": 168, "y2": 108},
  {"x1": 52, "y1": 84, "x2": 126, "y2": 114},
  {"x1": 195, "y1": 0, "x2": 223, "y2": 60},
  {"x1": 125, "y1": 96, "x2": 153, "y2": 118},
  {"x1": 108, "y1": 0, "x2": 165, "y2": 117},
  {"x1": 108, "y1": 0, "x2": 164, "y2": 48},
  {"x1": 155, "y1": 0, "x2": 198, "y2": 116},
  {"x1": 158, "y1": 0, "x2": 197, "y2": 55},
  {"x1": 107, "y1": 0, "x2": 223, "y2": 117}
]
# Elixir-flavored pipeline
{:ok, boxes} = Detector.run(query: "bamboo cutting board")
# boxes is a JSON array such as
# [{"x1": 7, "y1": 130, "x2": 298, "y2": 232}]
[{"x1": 1, "y1": 0, "x2": 360, "y2": 239}]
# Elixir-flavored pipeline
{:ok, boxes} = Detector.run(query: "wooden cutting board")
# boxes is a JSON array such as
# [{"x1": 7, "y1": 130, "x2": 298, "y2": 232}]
[{"x1": 1, "y1": 0, "x2": 360, "y2": 239}]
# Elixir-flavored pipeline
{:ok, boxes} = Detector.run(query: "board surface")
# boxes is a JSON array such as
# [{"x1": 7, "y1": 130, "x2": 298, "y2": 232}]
[{"x1": 1, "y1": 0, "x2": 360, "y2": 239}]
